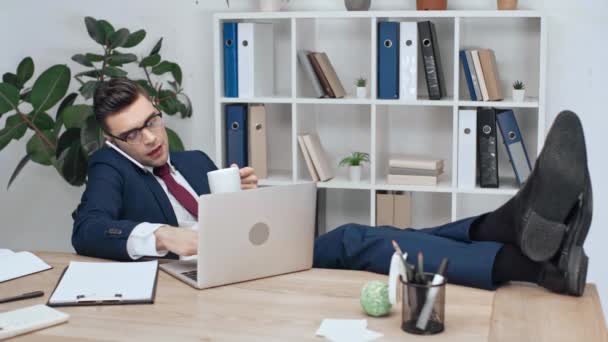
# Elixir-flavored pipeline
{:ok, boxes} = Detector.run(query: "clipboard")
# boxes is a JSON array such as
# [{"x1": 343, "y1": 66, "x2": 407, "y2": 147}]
[{"x1": 47, "y1": 260, "x2": 159, "y2": 307}]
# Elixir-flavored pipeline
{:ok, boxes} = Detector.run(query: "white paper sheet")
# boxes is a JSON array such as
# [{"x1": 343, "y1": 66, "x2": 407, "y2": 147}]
[
  {"x1": 316, "y1": 319, "x2": 383, "y2": 342},
  {"x1": 0, "y1": 251, "x2": 51, "y2": 283},
  {"x1": 48, "y1": 260, "x2": 158, "y2": 305}
]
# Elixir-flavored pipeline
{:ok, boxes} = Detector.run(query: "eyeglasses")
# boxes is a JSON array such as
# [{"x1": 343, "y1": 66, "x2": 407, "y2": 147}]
[{"x1": 106, "y1": 113, "x2": 164, "y2": 145}]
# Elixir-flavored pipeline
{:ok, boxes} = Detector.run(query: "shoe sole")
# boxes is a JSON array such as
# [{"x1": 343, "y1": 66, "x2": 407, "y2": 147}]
[
  {"x1": 566, "y1": 246, "x2": 588, "y2": 297},
  {"x1": 559, "y1": 172, "x2": 593, "y2": 273},
  {"x1": 519, "y1": 111, "x2": 588, "y2": 262}
]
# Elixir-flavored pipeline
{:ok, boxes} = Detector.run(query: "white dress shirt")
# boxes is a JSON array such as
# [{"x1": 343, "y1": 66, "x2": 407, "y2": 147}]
[{"x1": 126, "y1": 156, "x2": 199, "y2": 260}]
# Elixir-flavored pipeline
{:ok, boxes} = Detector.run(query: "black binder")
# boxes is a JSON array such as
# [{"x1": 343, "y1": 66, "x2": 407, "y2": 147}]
[
  {"x1": 477, "y1": 107, "x2": 499, "y2": 188},
  {"x1": 418, "y1": 21, "x2": 446, "y2": 100}
]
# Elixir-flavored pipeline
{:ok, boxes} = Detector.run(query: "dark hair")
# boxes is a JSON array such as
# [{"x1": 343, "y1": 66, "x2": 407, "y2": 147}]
[{"x1": 93, "y1": 78, "x2": 150, "y2": 131}]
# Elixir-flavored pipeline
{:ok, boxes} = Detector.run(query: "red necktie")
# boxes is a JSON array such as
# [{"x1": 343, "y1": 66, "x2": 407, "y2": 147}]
[{"x1": 153, "y1": 164, "x2": 198, "y2": 219}]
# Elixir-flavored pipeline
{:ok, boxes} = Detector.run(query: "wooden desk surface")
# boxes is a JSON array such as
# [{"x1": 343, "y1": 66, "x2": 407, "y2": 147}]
[{"x1": 0, "y1": 252, "x2": 605, "y2": 341}]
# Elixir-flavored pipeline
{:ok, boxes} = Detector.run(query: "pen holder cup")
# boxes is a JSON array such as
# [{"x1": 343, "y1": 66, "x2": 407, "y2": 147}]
[{"x1": 400, "y1": 273, "x2": 446, "y2": 335}]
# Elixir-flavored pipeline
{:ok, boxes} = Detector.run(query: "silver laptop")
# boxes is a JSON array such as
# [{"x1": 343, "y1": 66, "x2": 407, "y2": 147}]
[{"x1": 160, "y1": 182, "x2": 317, "y2": 289}]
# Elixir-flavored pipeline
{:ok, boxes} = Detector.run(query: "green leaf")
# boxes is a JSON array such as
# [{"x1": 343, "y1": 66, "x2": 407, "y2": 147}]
[
  {"x1": 171, "y1": 63, "x2": 182, "y2": 85},
  {"x1": 55, "y1": 92, "x2": 78, "y2": 133},
  {"x1": 85, "y1": 53, "x2": 104, "y2": 62},
  {"x1": 75, "y1": 70, "x2": 102, "y2": 79},
  {"x1": 102, "y1": 66, "x2": 127, "y2": 78},
  {"x1": 71, "y1": 54, "x2": 94, "y2": 67},
  {"x1": 30, "y1": 65, "x2": 71, "y2": 114},
  {"x1": 20, "y1": 89, "x2": 32, "y2": 103},
  {"x1": 5, "y1": 114, "x2": 27, "y2": 140},
  {"x1": 26, "y1": 129, "x2": 56, "y2": 165},
  {"x1": 109, "y1": 28, "x2": 130, "y2": 49},
  {"x1": 108, "y1": 52, "x2": 137, "y2": 66},
  {"x1": 139, "y1": 54, "x2": 161, "y2": 68},
  {"x1": 62, "y1": 104, "x2": 93, "y2": 129},
  {"x1": 79, "y1": 80, "x2": 100, "y2": 99},
  {"x1": 0, "y1": 83, "x2": 20, "y2": 116},
  {"x1": 7, "y1": 155, "x2": 30, "y2": 190},
  {"x1": 81, "y1": 114, "x2": 104, "y2": 156},
  {"x1": 151, "y1": 61, "x2": 173, "y2": 75},
  {"x1": 97, "y1": 20, "x2": 115, "y2": 44},
  {"x1": 58, "y1": 142, "x2": 87, "y2": 186},
  {"x1": 84, "y1": 17, "x2": 105, "y2": 45},
  {"x1": 3, "y1": 73, "x2": 21, "y2": 89},
  {"x1": 17, "y1": 57, "x2": 34, "y2": 85},
  {"x1": 56, "y1": 127, "x2": 81, "y2": 158},
  {"x1": 150, "y1": 38, "x2": 163, "y2": 56},
  {"x1": 178, "y1": 94, "x2": 193, "y2": 118},
  {"x1": 31, "y1": 112, "x2": 55, "y2": 131},
  {"x1": 7, "y1": 154, "x2": 31, "y2": 189},
  {"x1": 123, "y1": 29, "x2": 146, "y2": 48},
  {"x1": 135, "y1": 80, "x2": 157, "y2": 97},
  {"x1": 166, "y1": 127, "x2": 184, "y2": 151}
]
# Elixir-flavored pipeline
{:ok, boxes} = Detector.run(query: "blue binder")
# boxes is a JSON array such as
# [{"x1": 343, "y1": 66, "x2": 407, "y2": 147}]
[
  {"x1": 496, "y1": 109, "x2": 532, "y2": 186},
  {"x1": 378, "y1": 22, "x2": 399, "y2": 99},
  {"x1": 460, "y1": 50, "x2": 477, "y2": 101},
  {"x1": 223, "y1": 22, "x2": 238, "y2": 98},
  {"x1": 225, "y1": 104, "x2": 248, "y2": 168}
]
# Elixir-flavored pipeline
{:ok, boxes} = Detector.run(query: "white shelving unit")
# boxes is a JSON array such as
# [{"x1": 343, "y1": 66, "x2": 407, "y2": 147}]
[{"x1": 213, "y1": 10, "x2": 547, "y2": 231}]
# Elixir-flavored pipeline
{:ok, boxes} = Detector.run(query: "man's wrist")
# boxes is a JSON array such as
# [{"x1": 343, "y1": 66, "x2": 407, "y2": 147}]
[{"x1": 154, "y1": 225, "x2": 173, "y2": 252}]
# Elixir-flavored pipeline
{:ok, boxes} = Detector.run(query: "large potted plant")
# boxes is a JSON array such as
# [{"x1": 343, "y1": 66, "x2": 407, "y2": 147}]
[{"x1": 0, "y1": 16, "x2": 192, "y2": 189}]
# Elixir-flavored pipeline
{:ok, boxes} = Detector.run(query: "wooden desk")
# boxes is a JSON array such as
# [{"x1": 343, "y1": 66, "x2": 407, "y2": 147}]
[{"x1": 1, "y1": 252, "x2": 606, "y2": 341}]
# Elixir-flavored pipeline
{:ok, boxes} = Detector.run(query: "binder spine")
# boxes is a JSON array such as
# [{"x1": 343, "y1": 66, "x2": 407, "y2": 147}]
[
  {"x1": 477, "y1": 108, "x2": 499, "y2": 188},
  {"x1": 377, "y1": 22, "x2": 400, "y2": 99},
  {"x1": 225, "y1": 104, "x2": 248, "y2": 168},
  {"x1": 399, "y1": 22, "x2": 418, "y2": 101},
  {"x1": 496, "y1": 109, "x2": 532, "y2": 186},
  {"x1": 223, "y1": 22, "x2": 238, "y2": 98},
  {"x1": 418, "y1": 21, "x2": 445, "y2": 100}
]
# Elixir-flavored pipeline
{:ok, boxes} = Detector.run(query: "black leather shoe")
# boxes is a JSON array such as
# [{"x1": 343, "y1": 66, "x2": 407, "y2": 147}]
[
  {"x1": 538, "y1": 246, "x2": 588, "y2": 297},
  {"x1": 492, "y1": 110, "x2": 591, "y2": 262}
]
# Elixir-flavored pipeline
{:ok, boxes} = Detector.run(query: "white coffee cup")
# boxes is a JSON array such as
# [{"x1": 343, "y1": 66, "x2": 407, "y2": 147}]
[{"x1": 207, "y1": 167, "x2": 241, "y2": 194}]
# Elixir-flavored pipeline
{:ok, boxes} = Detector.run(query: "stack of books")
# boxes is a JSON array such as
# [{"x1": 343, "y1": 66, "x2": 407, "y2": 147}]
[
  {"x1": 297, "y1": 50, "x2": 346, "y2": 98},
  {"x1": 460, "y1": 48, "x2": 503, "y2": 101},
  {"x1": 387, "y1": 156, "x2": 444, "y2": 186},
  {"x1": 297, "y1": 133, "x2": 335, "y2": 182}
]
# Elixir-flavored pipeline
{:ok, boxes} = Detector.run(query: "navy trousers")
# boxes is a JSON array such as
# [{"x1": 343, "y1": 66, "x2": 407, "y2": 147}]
[{"x1": 313, "y1": 216, "x2": 503, "y2": 291}]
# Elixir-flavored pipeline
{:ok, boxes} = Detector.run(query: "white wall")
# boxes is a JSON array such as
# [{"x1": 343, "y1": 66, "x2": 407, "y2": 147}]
[{"x1": 1, "y1": 0, "x2": 607, "y2": 318}]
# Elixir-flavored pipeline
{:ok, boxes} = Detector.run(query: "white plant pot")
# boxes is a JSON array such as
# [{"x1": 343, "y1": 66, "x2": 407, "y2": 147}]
[
  {"x1": 259, "y1": 0, "x2": 290, "y2": 11},
  {"x1": 356, "y1": 86, "x2": 367, "y2": 99},
  {"x1": 349, "y1": 165, "x2": 362, "y2": 182},
  {"x1": 512, "y1": 89, "x2": 525, "y2": 102}
]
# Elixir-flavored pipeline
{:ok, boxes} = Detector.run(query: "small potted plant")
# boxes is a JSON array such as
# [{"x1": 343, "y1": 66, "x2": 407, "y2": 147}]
[
  {"x1": 497, "y1": 0, "x2": 518, "y2": 10},
  {"x1": 339, "y1": 152, "x2": 370, "y2": 182},
  {"x1": 512, "y1": 80, "x2": 526, "y2": 102},
  {"x1": 356, "y1": 77, "x2": 367, "y2": 99}
]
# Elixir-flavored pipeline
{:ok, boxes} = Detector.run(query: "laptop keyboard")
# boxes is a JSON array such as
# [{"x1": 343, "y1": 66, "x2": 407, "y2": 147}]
[{"x1": 182, "y1": 270, "x2": 197, "y2": 281}]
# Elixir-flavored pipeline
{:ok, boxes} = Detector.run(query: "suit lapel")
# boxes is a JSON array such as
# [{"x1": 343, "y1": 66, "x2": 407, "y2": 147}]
[
  {"x1": 142, "y1": 172, "x2": 178, "y2": 226},
  {"x1": 171, "y1": 152, "x2": 210, "y2": 196}
]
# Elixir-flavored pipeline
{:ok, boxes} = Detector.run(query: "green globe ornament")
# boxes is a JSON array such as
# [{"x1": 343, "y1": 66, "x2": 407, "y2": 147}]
[{"x1": 360, "y1": 280, "x2": 392, "y2": 317}]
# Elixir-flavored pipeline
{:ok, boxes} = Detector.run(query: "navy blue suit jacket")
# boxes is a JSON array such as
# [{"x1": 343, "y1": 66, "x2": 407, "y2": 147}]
[{"x1": 71, "y1": 147, "x2": 218, "y2": 261}]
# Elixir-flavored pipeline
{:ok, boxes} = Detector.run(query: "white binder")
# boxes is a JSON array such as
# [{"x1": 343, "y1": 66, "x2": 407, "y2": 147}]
[
  {"x1": 399, "y1": 22, "x2": 418, "y2": 100},
  {"x1": 238, "y1": 23, "x2": 275, "y2": 98},
  {"x1": 458, "y1": 109, "x2": 477, "y2": 189}
]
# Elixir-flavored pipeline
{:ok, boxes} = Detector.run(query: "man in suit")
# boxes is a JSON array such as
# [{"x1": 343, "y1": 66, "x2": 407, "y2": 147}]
[
  {"x1": 71, "y1": 78, "x2": 258, "y2": 261},
  {"x1": 73, "y1": 78, "x2": 592, "y2": 296}
]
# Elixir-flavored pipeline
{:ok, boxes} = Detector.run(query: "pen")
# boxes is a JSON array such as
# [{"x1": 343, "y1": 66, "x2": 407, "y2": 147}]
[
  {"x1": 0, "y1": 291, "x2": 44, "y2": 304},
  {"x1": 391, "y1": 240, "x2": 414, "y2": 282},
  {"x1": 417, "y1": 252, "x2": 425, "y2": 284}
]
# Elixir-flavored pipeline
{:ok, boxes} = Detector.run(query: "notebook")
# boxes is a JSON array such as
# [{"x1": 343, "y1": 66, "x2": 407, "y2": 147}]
[
  {"x1": 48, "y1": 260, "x2": 159, "y2": 307},
  {"x1": 0, "y1": 250, "x2": 52, "y2": 283}
]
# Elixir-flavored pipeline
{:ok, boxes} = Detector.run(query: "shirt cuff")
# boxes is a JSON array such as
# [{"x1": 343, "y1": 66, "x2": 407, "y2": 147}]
[{"x1": 126, "y1": 223, "x2": 170, "y2": 260}]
